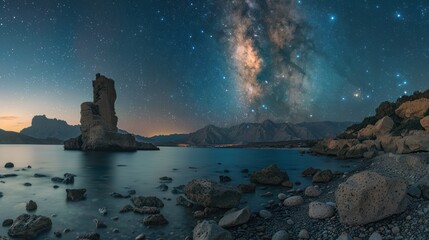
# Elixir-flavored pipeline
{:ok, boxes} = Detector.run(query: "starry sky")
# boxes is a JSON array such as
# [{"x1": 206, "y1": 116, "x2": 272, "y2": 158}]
[{"x1": 0, "y1": 0, "x2": 428, "y2": 136}]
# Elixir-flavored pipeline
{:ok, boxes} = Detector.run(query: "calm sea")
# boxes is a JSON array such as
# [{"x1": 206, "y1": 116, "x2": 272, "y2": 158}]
[{"x1": 0, "y1": 145, "x2": 356, "y2": 239}]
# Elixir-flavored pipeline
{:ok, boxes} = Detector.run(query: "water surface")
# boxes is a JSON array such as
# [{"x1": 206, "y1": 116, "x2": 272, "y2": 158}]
[{"x1": 0, "y1": 145, "x2": 356, "y2": 239}]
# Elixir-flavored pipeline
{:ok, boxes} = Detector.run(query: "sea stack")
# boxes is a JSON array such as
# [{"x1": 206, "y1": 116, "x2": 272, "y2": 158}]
[{"x1": 64, "y1": 73, "x2": 159, "y2": 151}]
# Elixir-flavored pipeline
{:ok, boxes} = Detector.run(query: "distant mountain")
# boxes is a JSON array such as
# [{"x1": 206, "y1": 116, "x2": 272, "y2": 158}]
[
  {"x1": 20, "y1": 115, "x2": 80, "y2": 141},
  {"x1": 0, "y1": 129, "x2": 62, "y2": 144},
  {"x1": 135, "y1": 134, "x2": 189, "y2": 144},
  {"x1": 185, "y1": 120, "x2": 354, "y2": 146}
]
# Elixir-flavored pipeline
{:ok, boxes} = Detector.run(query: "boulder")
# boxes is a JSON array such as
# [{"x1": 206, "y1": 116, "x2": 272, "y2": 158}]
[
  {"x1": 311, "y1": 139, "x2": 359, "y2": 156},
  {"x1": 283, "y1": 196, "x2": 304, "y2": 207},
  {"x1": 259, "y1": 209, "x2": 272, "y2": 219},
  {"x1": 302, "y1": 167, "x2": 320, "y2": 177},
  {"x1": 237, "y1": 183, "x2": 256, "y2": 193},
  {"x1": 66, "y1": 188, "x2": 86, "y2": 201},
  {"x1": 250, "y1": 164, "x2": 288, "y2": 185},
  {"x1": 312, "y1": 170, "x2": 333, "y2": 183},
  {"x1": 4, "y1": 162, "x2": 14, "y2": 168},
  {"x1": 7, "y1": 214, "x2": 52, "y2": 239},
  {"x1": 335, "y1": 171, "x2": 408, "y2": 225},
  {"x1": 395, "y1": 98, "x2": 429, "y2": 119},
  {"x1": 184, "y1": 179, "x2": 241, "y2": 209},
  {"x1": 193, "y1": 220, "x2": 233, "y2": 240},
  {"x1": 218, "y1": 208, "x2": 250, "y2": 227},
  {"x1": 131, "y1": 196, "x2": 164, "y2": 208},
  {"x1": 358, "y1": 116, "x2": 394, "y2": 139},
  {"x1": 308, "y1": 201, "x2": 335, "y2": 219},
  {"x1": 396, "y1": 130, "x2": 429, "y2": 154},
  {"x1": 421, "y1": 116, "x2": 429, "y2": 131}
]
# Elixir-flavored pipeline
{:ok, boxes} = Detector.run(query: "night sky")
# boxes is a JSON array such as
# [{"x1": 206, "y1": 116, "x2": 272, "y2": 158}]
[{"x1": 0, "y1": 0, "x2": 428, "y2": 136}]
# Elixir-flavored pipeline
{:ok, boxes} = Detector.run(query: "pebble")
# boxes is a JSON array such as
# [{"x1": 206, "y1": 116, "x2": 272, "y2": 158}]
[
  {"x1": 277, "y1": 193, "x2": 287, "y2": 200},
  {"x1": 272, "y1": 230, "x2": 289, "y2": 240},
  {"x1": 392, "y1": 226, "x2": 400, "y2": 234},
  {"x1": 298, "y1": 229, "x2": 309, "y2": 239},
  {"x1": 368, "y1": 231, "x2": 383, "y2": 240},
  {"x1": 259, "y1": 210, "x2": 272, "y2": 219}
]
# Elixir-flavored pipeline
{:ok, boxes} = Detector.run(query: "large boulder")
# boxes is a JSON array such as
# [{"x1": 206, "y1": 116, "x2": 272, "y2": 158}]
[
  {"x1": 312, "y1": 170, "x2": 333, "y2": 183},
  {"x1": 335, "y1": 171, "x2": 408, "y2": 225},
  {"x1": 396, "y1": 131, "x2": 429, "y2": 153},
  {"x1": 184, "y1": 179, "x2": 241, "y2": 208},
  {"x1": 395, "y1": 98, "x2": 429, "y2": 119},
  {"x1": 421, "y1": 116, "x2": 429, "y2": 131},
  {"x1": 218, "y1": 208, "x2": 250, "y2": 228},
  {"x1": 8, "y1": 214, "x2": 52, "y2": 239},
  {"x1": 358, "y1": 116, "x2": 394, "y2": 139},
  {"x1": 311, "y1": 138, "x2": 360, "y2": 156},
  {"x1": 250, "y1": 164, "x2": 288, "y2": 185},
  {"x1": 193, "y1": 220, "x2": 233, "y2": 240}
]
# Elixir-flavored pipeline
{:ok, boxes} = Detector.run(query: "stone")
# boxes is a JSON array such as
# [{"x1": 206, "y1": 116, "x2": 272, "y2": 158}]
[
  {"x1": 312, "y1": 170, "x2": 333, "y2": 183},
  {"x1": 335, "y1": 171, "x2": 408, "y2": 225},
  {"x1": 277, "y1": 193, "x2": 287, "y2": 200},
  {"x1": 142, "y1": 214, "x2": 168, "y2": 226},
  {"x1": 219, "y1": 175, "x2": 231, "y2": 183},
  {"x1": 93, "y1": 218, "x2": 107, "y2": 228},
  {"x1": 33, "y1": 173, "x2": 47, "y2": 178},
  {"x1": 283, "y1": 196, "x2": 304, "y2": 207},
  {"x1": 66, "y1": 188, "x2": 86, "y2": 201},
  {"x1": 395, "y1": 98, "x2": 429, "y2": 119},
  {"x1": 358, "y1": 116, "x2": 394, "y2": 139},
  {"x1": 363, "y1": 150, "x2": 377, "y2": 159},
  {"x1": 311, "y1": 138, "x2": 360, "y2": 156},
  {"x1": 391, "y1": 226, "x2": 400, "y2": 234},
  {"x1": 26, "y1": 200, "x2": 38, "y2": 211},
  {"x1": 2, "y1": 219, "x2": 13, "y2": 227},
  {"x1": 131, "y1": 196, "x2": 164, "y2": 208},
  {"x1": 237, "y1": 183, "x2": 256, "y2": 193},
  {"x1": 250, "y1": 164, "x2": 289, "y2": 185},
  {"x1": 119, "y1": 204, "x2": 134, "y2": 213},
  {"x1": 308, "y1": 201, "x2": 335, "y2": 219},
  {"x1": 281, "y1": 180, "x2": 293, "y2": 188},
  {"x1": 302, "y1": 167, "x2": 320, "y2": 177},
  {"x1": 4, "y1": 162, "x2": 14, "y2": 168},
  {"x1": 298, "y1": 229, "x2": 309, "y2": 239},
  {"x1": 135, "y1": 233, "x2": 146, "y2": 240},
  {"x1": 396, "y1": 130, "x2": 429, "y2": 154},
  {"x1": 218, "y1": 208, "x2": 250, "y2": 227},
  {"x1": 110, "y1": 192, "x2": 130, "y2": 198},
  {"x1": 184, "y1": 179, "x2": 241, "y2": 208},
  {"x1": 304, "y1": 186, "x2": 322, "y2": 197},
  {"x1": 7, "y1": 214, "x2": 52, "y2": 239},
  {"x1": 272, "y1": 230, "x2": 289, "y2": 240},
  {"x1": 421, "y1": 116, "x2": 429, "y2": 131},
  {"x1": 337, "y1": 232, "x2": 352, "y2": 240},
  {"x1": 407, "y1": 185, "x2": 421, "y2": 198},
  {"x1": 259, "y1": 209, "x2": 272, "y2": 219},
  {"x1": 368, "y1": 232, "x2": 383, "y2": 240},
  {"x1": 64, "y1": 74, "x2": 159, "y2": 151},
  {"x1": 193, "y1": 220, "x2": 233, "y2": 240},
  {"x1": 133, "y1": 206, "x2": 160, "y2": 214}
]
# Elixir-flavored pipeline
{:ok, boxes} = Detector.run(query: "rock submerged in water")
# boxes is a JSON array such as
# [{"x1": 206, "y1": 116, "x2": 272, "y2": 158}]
[
  {"x1": 250, "y1": 164, "x2": 289, "y2": 185},
  {"x1": 76, "y1": 232, "x2": 100, "y2": 240},
  {"x1": 312, "y1": 170, "x2": 333, "y2": 183},
  {"x1": 64, "y1": 74, "x2": 158, "y2": 151},
  {"x1": 66, "y1": 188, "x2": 87, "y2": 201},
  {"x1": 142, "y1": 214, "x2": 168, "y2": 226},
  {"x1": 335, "y1": 171, "x2": 408, "y2": 225},
  {"x1": 26, "y1": 200, "x2": 38, "y2": 212},
  {"x1": 4, "y1": 162, "x2": 14, "y2": 168},
  {"x1": 193, "y1": 220, "x2": 233, "y2": 240},
  {"x1": 184, "y1": 179, "x2": 241, "y2": 209},
  {"x1": 131, "y1": 196, "x2": 164, "y2": 208},
  {"x1": 7, "y1": 214, "x2": 52, "y2": 239}
]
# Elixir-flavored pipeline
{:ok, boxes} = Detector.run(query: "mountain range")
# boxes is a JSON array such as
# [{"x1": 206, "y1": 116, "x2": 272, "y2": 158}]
[{"x1": 0, "y1": 115, "x2": 353, "y2": 146}]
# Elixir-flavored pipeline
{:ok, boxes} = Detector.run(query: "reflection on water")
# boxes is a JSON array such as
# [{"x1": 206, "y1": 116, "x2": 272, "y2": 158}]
[{"x1": 0, "y1": 145, "x2": 357, "y2": 239}]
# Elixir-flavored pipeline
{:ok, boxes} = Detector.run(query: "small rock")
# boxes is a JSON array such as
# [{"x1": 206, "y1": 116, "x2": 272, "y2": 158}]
[
  {"x1": 110, "y1": 192, "x2": 130, "y2": 198},
  {"x1": 66, "y1": 189, "x2": 86, "y2": 201},
  {"x1": 26, "y1": 200, "x2": 38, "y2": 212},
  {"x1": 112, "y1": 228, "x2": 119, "y2": 233},
  {"x1": 298, "y1": 229, "x2": 309, "y2": 239},
  {"x1": 407, "y1": 185, "x2": 421, "y2": 198},
  {"x1": 4, "y1": 162, "x2": 14, "y2": 168},
  {"x1": 142, "y1": 214, "x2": 168, "y2": 226},
  {"x1": 159, "y1": 176, "x2": 172, "y2": 182},
  {"x1": 93, "y1": 219, "x2": 107, "y2": 228},
  {"x1": 391, "y1": 226, "x2": 400, "y2": 234},
  {"x1": 272, "y1": 230, "x2": 289, "y2": 240},
  {"x1": 368, "y1": 232, "x2": 383, "y2": 240},
  {"x1": 2, "y1": 219, "x2": 13, "y2": 227},
  {"x1": 219, "y1": 175, "x2": 232, "y2": 183},
  {"x1": 76, "y1": 232, "x2": 100, "y2": 240},
  {"x1": 135, "y1": 233, "x2": 146, "y2": 240},
  {"x1": 218, "y1": 208, "x2": 251, "y2": 228},
  {"x1": 98, "y1": 207, "x2": 107, "y2": 216},
  {"x1": 23, "y1": 182, "x2": 32, "y2": 187},
  {"x1": 304, "y1": 186, "x2": 322, "y2": 197},
  {"x1": 277, "y1": 193, "x2": 287, "y2": 200},
  {"x1": 308, "y1": 201, "x2": 335, "y2": 219},
  {"x1": 34, "y1": 173, "x2": 47, "y2": 178},
  {"x1": 158, "y1": 183, "x2": 168, "y2": 191},
  {"x1": 237, "y1": 183, "x2": 256, "y2": 193},
  {"x1": 54, "y1": 231, "x2": 62, "y2": 238},
  {"x1": 283, "y1": 196, "x2": 304, "y2": 207},
  {"x1": 259, "y1": 209, "x2": 272, "y2": 219},
  {"x1": 286, "y1": 219, "x2": 294, "y2": 225}
]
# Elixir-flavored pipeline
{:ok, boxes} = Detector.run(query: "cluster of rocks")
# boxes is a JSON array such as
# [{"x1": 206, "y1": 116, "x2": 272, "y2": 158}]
[
  {"x1": 312, "y1": 93, "x2": 429, "y2": 158},
  {"x1": 64, "y1": 74, "x2": 158, "y2": 151}
]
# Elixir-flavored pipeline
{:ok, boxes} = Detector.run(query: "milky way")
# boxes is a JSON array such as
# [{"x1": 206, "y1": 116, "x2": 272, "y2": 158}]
[{"x1": 222, "y1": 0, "x2": 315, "y2": 122}]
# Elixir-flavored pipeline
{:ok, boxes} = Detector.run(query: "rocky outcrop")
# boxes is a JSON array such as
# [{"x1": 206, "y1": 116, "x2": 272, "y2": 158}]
[
  {"x1": 335, "y1": 171, "x2": 408, "y2": 225},
  {"x1": 64, "y1": 74, "x2": 158, "y2": 151},
  {"x1": 250, "y1": 164, "x2": 289, "y2": 185},
  {"x1": 358, "y1": 116, "x2": 394, "y2": 139},
  {"x1": 380, "y1": 131, "x2": 429, "y2": 154},
  {"x1": 8, "y1": 214, "x2": 52, "y2": 239},
  {"x1": 193, "y1": 220, "x2": 233, "y2": 240},
  {"x1": 395, "y1": 98, "x2": 429, "y2": 119},
  {"x1": 184, "y1": 179, "x2": 241, "y2": 208}
]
